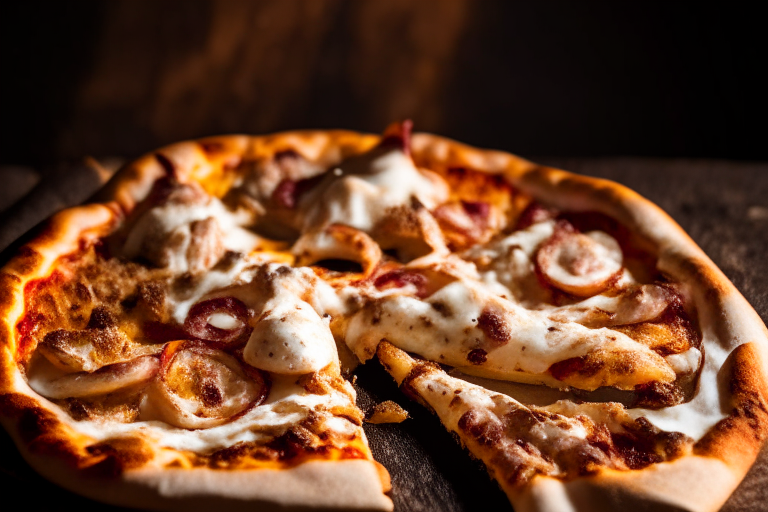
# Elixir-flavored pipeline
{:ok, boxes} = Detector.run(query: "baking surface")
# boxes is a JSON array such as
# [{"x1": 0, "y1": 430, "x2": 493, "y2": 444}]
[{"x1": 1, "y1": 157, "x2": 766, "y2": 510}]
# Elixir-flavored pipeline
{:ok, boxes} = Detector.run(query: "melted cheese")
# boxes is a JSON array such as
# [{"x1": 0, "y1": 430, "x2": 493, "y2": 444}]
[
  {"x1": 346, "y1": 279, "x2": 675, "y2": 390},
  {"x1": 243, "y1": 296, "x2": 336, "y2": 374},
  {"x1": 299, "y1": 149, "x2": 448, "y2": 234},
  {"x1": 665, "y1": 347, "x2": 701, "y2": 374},
  {"x1": 169, "y1": 257, "x2": 256, "y2": 324},
  {"x1": 631, "y1": 342, "x2": 727, "y2": 439},
  {"x1": 26, "y1": 139, "x2": 721, "y2": 467},
  {"x1": 464, "y1": 220, "x2": 555, "y2": 304},
  {"x1": 547, "y1": 284, "x2": 671, "y2": 326},
  {"x1": 123, "y1": 195, "x2": 260, "y2": 274}
]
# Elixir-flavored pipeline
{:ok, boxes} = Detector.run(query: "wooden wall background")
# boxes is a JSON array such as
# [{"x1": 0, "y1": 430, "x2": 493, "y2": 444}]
[{"x1": 1, "y1": 1, "x2": 764, "y2": 169}]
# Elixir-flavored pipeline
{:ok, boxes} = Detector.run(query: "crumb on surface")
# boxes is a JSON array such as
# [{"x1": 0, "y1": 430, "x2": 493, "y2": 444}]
[{"x1": 366, "y1": 400, "x2": 409, "y2": 424}]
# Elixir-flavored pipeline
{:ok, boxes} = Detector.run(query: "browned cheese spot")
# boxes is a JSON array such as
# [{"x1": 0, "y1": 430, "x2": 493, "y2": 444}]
[{"x1": 477, "y1": 306, "x2": 511, "y2": 346}]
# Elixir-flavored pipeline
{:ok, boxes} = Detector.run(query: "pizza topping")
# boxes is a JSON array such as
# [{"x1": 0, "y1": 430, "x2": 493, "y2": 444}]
[
  {"x1": 29, "y1": 354, "x2": 160, "y2": 399},
  {"x1": 184, "y1": 297, "x2": 251, "y2": 346},
  {"x1": 536, "y1": 222, "x2": 623, "y2": 297},
  {"x1": 35, "y1": 306, "x2": 150, "y2": 372},
  {"x1": 167, "y1": 256, "x2": 258, "y2": 324},
  {"x1": 346, "y1": 280, "x2": 675, "y2": 390},
  {"x1": 548, "y1": 284, "x2": 672, "y2": 327},
  {"x1": 186, "y1": 217, "x2": 227, "y2": 274},
  {"x1": 378, "y1": 120, "x2": 412, "y2": 156},
  {"x1": 433, "y1": 200, "x2": 492, "y2": 249},
  {"x1": 37, "y1": 327, "x2": 131, "y2": 373},
  {"x1": 242, "y1": 149, "x2": 324, "y2": 205},
  {"x1": 373, "y1": 269, "x2": 430, "y2": 298},
  {"x1": 664, "y1": 347, "x2": 701, "y2": 374},
  {"x1": 295, "y1": 142, "x2": 449, "y2": 251},
  {"x1": 148, "y1": 341, "x2": 268, "y2": 429},
  {"x1": 6, "y1": 124, "x2": 723, "y2": 503},
  {"x1": 122, "y1": 181, "x2": 259, "y2": 274},
  {"x1": 293, "y1": 223, "x2": 382, "y2": 273},
  {"x1": 243, "y1": 295, "x2": 337, "y2": 374},
  {"x1": 271, "y1": 175, "x2": 326, "y2": 210},
  {"x1": 463, "y1": 219, "x2": 556, "y2": 305},
  {"x1": 516, "y1": 202, "x2": 559, "y2": 230},
  {"x1": 476, "y1": 305, "x2": 511, "y2": 346}
]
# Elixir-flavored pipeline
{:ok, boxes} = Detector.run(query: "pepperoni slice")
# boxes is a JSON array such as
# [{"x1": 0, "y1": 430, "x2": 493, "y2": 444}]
[
  {"x1": 536, "y1": 223, "x2": 623, "y2": 297},
  {"x1": 184, "y1": 297, "x2": 251, "y2": 347},
  {"x1": 152, "y1": 341, "x2": 269, "y2": 429}
]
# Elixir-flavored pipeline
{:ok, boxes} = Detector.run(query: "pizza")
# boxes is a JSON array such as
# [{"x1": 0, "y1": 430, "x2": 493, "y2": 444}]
[{"x1": 1, "y1": 121, "x2": 767, "y2": 511}]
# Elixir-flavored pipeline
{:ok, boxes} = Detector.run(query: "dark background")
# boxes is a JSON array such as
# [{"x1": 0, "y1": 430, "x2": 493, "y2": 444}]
[{"x1": 1, "y1": 0, "x2": 765, "y2": 171}]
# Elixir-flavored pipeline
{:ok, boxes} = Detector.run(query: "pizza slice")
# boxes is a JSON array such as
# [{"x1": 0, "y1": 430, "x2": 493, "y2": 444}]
[{"x1": 375, "y1": 340, "x2": 759, "y2": 512}]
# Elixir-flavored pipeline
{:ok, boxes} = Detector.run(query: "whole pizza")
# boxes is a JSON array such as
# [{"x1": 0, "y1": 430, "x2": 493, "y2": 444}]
[{"x1": 1, "y1": 122, "x2": 766, "y2": 511}]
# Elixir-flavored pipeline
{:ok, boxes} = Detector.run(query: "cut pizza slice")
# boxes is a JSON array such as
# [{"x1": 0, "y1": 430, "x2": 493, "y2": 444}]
[{"x1": 376, "y1": 341, "x2": 695, "y2": 508}]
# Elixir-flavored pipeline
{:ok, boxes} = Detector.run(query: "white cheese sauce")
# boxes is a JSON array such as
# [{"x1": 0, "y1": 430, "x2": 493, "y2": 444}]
[
  {"x1": 243, "y1": 295, "x2": 337, "y2": 374},
  {"x1": 346, "y1": 279, "x2": 670, "y2": 383},
  {"x1": 463, "y1": 220, "x2": 555, "y2": 305},
  {"x1": 298, "y1": 149, "x2": 448, "y2": 234},
  {"x1": 123, "y1": 194, "x2": 260, "y2": 274}
]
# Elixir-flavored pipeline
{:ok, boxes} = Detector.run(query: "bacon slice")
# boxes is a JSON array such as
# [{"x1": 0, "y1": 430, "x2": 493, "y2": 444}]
[
  {"x1": 149, "y1": 341, "x2": 268, "y2": 429},
  {"x1": 376, "y1": 342, "x2": 691, "y2": 496},
  {"x1": 29, "y1": 355, "x2": 160, "y2": 399},
  {"x1": 536, "y1": 223, "x2": 623, "y2": 297}
]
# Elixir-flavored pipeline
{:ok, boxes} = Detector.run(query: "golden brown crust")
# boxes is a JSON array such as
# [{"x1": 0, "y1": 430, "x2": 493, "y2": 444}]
[{"x1": 1, "y1": 128, "x2": 766, "y2": 512}]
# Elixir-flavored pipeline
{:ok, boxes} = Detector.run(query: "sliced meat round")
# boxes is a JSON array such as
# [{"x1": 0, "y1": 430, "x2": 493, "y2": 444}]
[
  {"x1": 29, "y1": 355, "x2": 160, "y2": 399},
  {"x1": 184, "y1": 297, "x2": 251, "y2": 347},
  {"x1": 536, "y1": 224, "x2": 623, "y2": 297},
  {"x1": 151, "y1": 341, "x2": 268, "y2": 429},
  {"x1": 548, "y1": 284, "x2": 673, "y2": 327}
]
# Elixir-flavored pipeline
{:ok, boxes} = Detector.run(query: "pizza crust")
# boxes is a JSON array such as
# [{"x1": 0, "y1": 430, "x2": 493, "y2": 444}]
[
  {"x1": 8, "y1": 430, "x2": 392, "y2": 512},
  {"x1": 1, "y1": 129, "x2": 766, "y2": 511}
]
